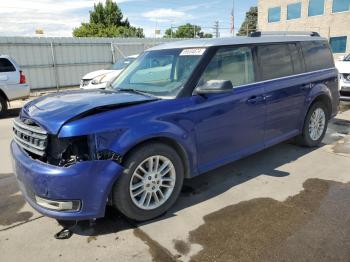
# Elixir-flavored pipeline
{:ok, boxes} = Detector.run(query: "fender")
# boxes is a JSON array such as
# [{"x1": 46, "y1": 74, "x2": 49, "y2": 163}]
[
  {"x1": 106, "y1": 122, "x2": 198, "y2": 177},
  {"x1": 306, "y1": 83, "x2": 332, "y2": 107},
  {"x1": 58, "y1": 98, "x2": 199, "y2": 177},
  {"x1": 300, "y1": 83, "x2": 333, "y2": 129}
]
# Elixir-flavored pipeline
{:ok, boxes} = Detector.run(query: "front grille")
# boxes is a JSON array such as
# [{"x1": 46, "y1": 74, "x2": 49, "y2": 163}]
[
  {"x1": 13, "y1": 118, "x2": 48, "y2": 156},
  {"x1": 81, "y1": 79, "x2": 91, "y2": 86}
]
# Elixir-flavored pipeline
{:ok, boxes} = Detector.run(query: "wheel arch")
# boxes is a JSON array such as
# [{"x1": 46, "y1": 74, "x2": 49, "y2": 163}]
[
  {"x1": 122, "y1": 136, "x2": 191, "y2": 179},
  {"x1": 0, "y1": 89, "x2": 9, "y2": 101},
  {"x1": 308, "y1": 93, "x2": 332, "y2": 119}
]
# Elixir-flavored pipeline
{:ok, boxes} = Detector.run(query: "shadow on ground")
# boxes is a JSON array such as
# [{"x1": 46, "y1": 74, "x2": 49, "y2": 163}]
[
  {"x1": 71, "y1": 142, "x2": 317, "y2": 237},
  {"x1": 70, "y1": 116, "x2": 350, "y2": 239},
  {"x1": 0, "y1": 175, "x2": 33, "y2": 226}
]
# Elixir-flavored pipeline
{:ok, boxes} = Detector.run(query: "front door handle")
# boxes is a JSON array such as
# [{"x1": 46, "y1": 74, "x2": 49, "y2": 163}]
[{"x1": 247, "y1": 96, "x2": 264, "y2": 104}]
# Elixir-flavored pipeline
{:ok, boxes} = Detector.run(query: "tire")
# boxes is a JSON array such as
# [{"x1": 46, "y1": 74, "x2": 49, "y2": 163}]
[
  {"x1": 0, "y1": 96, "x2": 7, "y2": 117},
  {"x1": 112, "y1": 143, "x2": 184, "y2": 221},
  {"x1": 297, "y1": 101, "x2": 329, "y2": 147}
]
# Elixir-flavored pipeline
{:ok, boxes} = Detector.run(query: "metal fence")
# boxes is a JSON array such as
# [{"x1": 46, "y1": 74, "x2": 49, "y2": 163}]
[{"x1": 0, "y1": 37, "x2": 177, "y2": 90}]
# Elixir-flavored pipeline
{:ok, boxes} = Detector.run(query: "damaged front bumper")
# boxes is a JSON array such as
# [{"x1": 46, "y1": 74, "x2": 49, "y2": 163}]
[{"x1": 10, "y1": 141, "x2": 124, "y2": 220}]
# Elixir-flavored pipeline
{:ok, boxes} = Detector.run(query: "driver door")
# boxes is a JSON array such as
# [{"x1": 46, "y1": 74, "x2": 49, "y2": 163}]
[{"x1": 190, "y1": 46, "x2": 266, "y2": 173}]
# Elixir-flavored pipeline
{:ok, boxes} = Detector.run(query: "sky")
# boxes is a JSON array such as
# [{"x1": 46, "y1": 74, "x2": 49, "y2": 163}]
[{"x1": 0, "y1": 0, "x2": 257, "y2": 38}]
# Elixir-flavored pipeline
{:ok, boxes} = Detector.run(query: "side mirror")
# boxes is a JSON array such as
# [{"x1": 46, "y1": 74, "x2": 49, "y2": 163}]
[{"x1": 195, "y1": 80, "x2": 233, "y2": 95}]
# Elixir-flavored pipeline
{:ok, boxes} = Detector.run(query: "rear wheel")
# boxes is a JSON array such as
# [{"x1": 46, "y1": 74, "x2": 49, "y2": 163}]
[
  {"x1": 112, "y1": 143, "x2": 184, "y2": 221},
  {"x1": 0, "y1": 96, "x2": 7, "y2": 117},
  {"x1": 297, "y1": 101, "x2": 328, "y2": 147}
]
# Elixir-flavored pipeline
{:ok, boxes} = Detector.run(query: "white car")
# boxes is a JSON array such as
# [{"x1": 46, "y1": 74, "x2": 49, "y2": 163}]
[
  {"x1": 335, "y1": 54, "x2": 350, "y2": 101},
  {"x1": 80, "y1": 55, "x2": 138, "y2": 90},
  {"x1": 0, "y1": 55, "x2": 30, "y2": 115}
]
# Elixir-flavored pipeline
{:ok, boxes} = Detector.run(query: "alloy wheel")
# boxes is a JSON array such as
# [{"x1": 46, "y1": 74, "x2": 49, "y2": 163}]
[
  {"x1": 309, "y1": 108, "x2": 326, "y2": 141},
  {"x1": 129, "y1": 155, "x2": 176, "y2": 210}
]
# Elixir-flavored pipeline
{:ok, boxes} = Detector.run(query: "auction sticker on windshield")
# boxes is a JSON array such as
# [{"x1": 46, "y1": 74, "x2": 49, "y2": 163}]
[{"x1": 180, "y1": 48, "x2": 206, "y2": 56}]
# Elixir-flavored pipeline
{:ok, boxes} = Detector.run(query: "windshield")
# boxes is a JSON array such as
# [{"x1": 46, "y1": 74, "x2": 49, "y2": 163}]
[
  {"x1": 110, "y1": 57, "x2": 137, "y2": 70},
  {"x1": 344, "y1": 54, "x2": 350, "y2": 61},
  {"x1": 111, "y1": 48, "x2": 205, "y2": 97}
]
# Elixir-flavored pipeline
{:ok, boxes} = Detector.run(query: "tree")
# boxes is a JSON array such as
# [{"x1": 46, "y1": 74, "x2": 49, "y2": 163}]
[
  {"x1": 237, "y1": 6, "x2": 258, "y2": 36},
  {"x1": 164, "y1": 23, "x2": 213, "y2": 38},
  {"x1": 73, "y1": 0, "x2": 144, "y2": 38}
]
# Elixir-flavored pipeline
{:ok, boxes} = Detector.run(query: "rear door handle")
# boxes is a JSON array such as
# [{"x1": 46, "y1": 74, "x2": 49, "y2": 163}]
[{"x1": 301, "y1": 83, "x2": 313, "y2": 90}]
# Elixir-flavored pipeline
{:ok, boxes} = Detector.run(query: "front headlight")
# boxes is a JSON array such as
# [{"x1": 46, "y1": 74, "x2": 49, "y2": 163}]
[{"x1": 91, "y1": 74, "x2": 108, "y2": 85}]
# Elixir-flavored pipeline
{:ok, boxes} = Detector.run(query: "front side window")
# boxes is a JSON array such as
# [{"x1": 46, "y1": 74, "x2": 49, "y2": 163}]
[
  {"x1": 257, "y1": 44, "x2": 294, "y2": 80},
  {"x1": 332, "y1": 0, "x2": 350, "y2": 13},
  {"x1": 268, "y1": 7, "x2": 281, "y2": 22},
  {"x1": 308, "y1": 0, "x2": 325, "y2": 16},
  {"x1": 301, "y1": 41, "x2": 334, "y2": 71},
  {"x1": 287, "y1": 2, "x2": 302, "y2": 20},
  {"x1": 330, "y1": 36, "x2": 347, "y2": 53},
  {"x1": 0, "y1": 58, "x2": 16, "y2": 73},
  {"x1": 111, "y1": 48, "x2": 204, "y2": 97},
  {"x1": 197, "y1": 46, "x2": 255, "y2": 88}
]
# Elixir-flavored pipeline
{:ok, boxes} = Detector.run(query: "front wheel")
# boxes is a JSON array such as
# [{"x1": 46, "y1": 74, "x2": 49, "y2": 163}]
[
  {"x1": 297, "y1": 101, "x2": 329, "y2": 147},
  {"x1": 112, "y1": 143, "x2": 184, "y2": 221}
]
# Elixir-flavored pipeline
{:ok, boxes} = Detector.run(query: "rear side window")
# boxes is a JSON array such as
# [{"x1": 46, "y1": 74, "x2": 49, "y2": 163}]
[
  {"x1": 288, "y1": 43, "x2": 304, "y2": 74},
  {"x1": 257, "y1": 44, "x2": 294, "y2": 80},
  {"x1": 198, "y1": 46, "x2": 255, "y2": 87},
  {"x1": 0, "y1": 58, "x2": 16, "y2": 72},
  {"x1": 300, "y1": 41, "x2": 334, "y2": 71}
]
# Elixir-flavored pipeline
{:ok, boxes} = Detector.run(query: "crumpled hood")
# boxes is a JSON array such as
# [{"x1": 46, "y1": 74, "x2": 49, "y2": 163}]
[
  {"x1": 335, "y1": 61, "x2": 350, "y2": 74},
  {"x1": 21, "y1": 90, "x2": 156, "y2": 134},
  {"x1": 82, "y1": 69, "x2": 122, "y2": 80}
]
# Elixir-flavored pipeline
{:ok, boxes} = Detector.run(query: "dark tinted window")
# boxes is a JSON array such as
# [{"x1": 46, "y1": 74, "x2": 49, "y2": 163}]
[
  {"x1": 300, "y1": 41, "x2": 334, "y2": 71},
  {"x1": 289, "y1": 43, "x2": 304, "y2": 74},
  {"x1": 0, "y1": 58, "x2": 16, "y2": 72},
  {"x1": 258, "y1": 44, "x2": 294, "y2": 80}
]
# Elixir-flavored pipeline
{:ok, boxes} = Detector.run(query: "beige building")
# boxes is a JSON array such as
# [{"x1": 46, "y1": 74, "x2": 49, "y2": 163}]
[{"x1": 258, "y1": 0, "x2": 350, "y2": 58}]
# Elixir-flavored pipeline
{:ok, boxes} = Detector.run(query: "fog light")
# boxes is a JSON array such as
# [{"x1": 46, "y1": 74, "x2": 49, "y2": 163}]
[{"x1": 35, "y1": 196, "x2": 81, "y2": 211}]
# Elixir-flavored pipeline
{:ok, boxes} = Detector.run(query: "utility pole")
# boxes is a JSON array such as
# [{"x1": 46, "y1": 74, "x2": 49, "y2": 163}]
[
  {"x1": 230, "y1": 0, "x2": 235, "y2": 36},
  {"x1": 193, "y1": 25, "x2": 196, "y2": 38},
  {"x1": 214, "y1": 21, "x2": 220, "y2": 38}
]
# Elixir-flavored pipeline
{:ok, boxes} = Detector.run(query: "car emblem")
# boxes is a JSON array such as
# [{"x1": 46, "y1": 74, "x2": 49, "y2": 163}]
[
  {"x1": 347, "y1": 75, "x2": 350, "y2": 81},
  {"x1": 23, "y1": 118, "x2": 34, "y2": 125}
]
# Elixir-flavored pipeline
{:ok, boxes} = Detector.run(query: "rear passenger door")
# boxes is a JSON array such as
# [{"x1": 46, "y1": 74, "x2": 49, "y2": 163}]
[{"x1": 258, "y1": 43, "x2": 307, "y2": 146}]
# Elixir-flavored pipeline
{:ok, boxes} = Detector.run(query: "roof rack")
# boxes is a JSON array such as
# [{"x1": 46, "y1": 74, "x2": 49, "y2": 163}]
[{"x1": 249, "y1": 31, "x2": 320, "y2": 37}]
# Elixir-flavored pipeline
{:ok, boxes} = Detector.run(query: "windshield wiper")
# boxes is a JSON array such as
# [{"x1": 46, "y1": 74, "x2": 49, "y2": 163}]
[{"x1": 117, "y1": 88, "x2": 156, "y2": 98}]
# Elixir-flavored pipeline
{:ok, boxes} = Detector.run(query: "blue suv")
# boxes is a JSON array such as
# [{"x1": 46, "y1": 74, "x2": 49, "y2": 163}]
[{"x1": 11, "y1": 32, "x2": 339, "y2": 222}]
